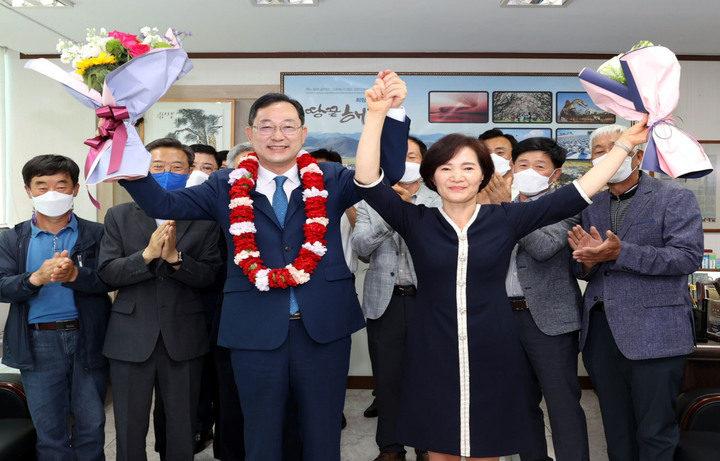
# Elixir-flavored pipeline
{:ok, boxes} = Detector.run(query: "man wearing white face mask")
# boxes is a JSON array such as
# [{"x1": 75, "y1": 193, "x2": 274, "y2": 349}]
[
  {"x1": 0, "y1": 154, "x2": 112, "y2": 460},
  {"x1": 477, "y1": 128, "x2": 519, "y2": 204},
  {"x1": 568, "y1": 125, "x2": 703, "y2": 461},
  {"x1": 351, "y1": 135, "x2": 440, "y2": 461},
  {"x1": 507, "y1": 137, "x2": 590, "y2": 461}
]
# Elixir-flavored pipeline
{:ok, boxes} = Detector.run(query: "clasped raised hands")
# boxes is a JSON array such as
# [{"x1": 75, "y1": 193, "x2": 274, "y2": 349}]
[{"x1": 365, "y1": 70, "x2": 407, "y2": 114}]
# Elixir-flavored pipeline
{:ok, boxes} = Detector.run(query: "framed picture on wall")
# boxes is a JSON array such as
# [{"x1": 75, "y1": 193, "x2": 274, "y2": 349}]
[
  {"x1": 656, "y1": 143, "x2": 720, "y2": 231},
  {"x1": 492, "y1": 91, "x2": 552, "y2": 123},
  {"x1": 556, "y1": 91, "x2": 616, "y2": 124},
  {"x1": 556, "y1": 128, "x2": 596, "y2": 159},
  {"x1": 143, "y1": 99, "x2": 235, "y2": 150}
]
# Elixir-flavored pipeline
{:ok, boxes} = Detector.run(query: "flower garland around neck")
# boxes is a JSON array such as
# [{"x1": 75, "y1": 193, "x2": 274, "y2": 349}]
[{"x1": 227, "y1": 150, "x2": 328, "y2": 291}]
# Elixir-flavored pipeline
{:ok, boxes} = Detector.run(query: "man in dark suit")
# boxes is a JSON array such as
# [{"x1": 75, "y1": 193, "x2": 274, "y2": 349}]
[
  {"x1": 118, "y1": 71, "x2": 410, "y2": 461},
  {"x1": 98, "y1": 138, "x2": 223, "y2": 461},
  {"x1": 569, "y1": 125, "x2": 703, "y2": 461}
]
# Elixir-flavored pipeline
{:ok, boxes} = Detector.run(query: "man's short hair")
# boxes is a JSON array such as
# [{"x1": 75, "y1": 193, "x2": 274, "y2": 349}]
[
  {"x1": 420, "y1": 134, "x2": 494, "y2": 193},
  {"x1": 22, "y1": 154, "x2": 80, "y2": 187},
  {"x1": 248, "y1": 93, "x2": 305, "y2": 126},
  {"x1": 408, "y1": 135, "x2": 428, "y2": 157},
  {"x1": 145, "y1": 138, "x2": 194, "y2": 166},
  {"x1": 227, "y1": 142, "x2": 254, "y2": 165},
  {"x1": 512, "y1": 137, "x2": 567, "y2": 169},
  {"x1": 478, "y1": 128, "x2": 518, "y2": 148},
  {"x1": 189, "y1": 144, "x2": 221, "y2": 169},
  {"x1": 310, "y1": 149, "x2": 343, "y2": 164},
  {"x1": 589, "y1": 124, "x2": 646, "y2": 152}
]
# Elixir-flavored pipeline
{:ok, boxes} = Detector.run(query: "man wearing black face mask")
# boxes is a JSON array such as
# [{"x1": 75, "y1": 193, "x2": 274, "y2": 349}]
[
  {"x1": 0, "y1": 154, "x2": 112, "y2": 460},
  {"x1": 98, "y1": 138, "x2": 223, "y2": 461}
]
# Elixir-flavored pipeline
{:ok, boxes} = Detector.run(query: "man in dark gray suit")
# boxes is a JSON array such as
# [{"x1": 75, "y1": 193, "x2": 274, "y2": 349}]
[
  {"x1": 98, "y1": 138, "x2": 223, "y2": 461},
  {"x1": 505, "y1": 137, "x2": 589, "y2": 461},
  {"x1": 569, "y1": 125, "x2": 703, "y2": 461}
]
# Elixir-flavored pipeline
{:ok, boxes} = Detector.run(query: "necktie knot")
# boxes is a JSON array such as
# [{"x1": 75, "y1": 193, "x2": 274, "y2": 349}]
[{"x1": 274, "y1": 175, "x2": 287, "y2": 189}]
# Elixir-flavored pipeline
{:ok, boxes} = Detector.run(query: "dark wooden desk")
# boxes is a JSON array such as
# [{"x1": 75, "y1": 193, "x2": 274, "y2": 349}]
[{"x1": 681, "y1": 339, "x2": 720, "y2": 392}]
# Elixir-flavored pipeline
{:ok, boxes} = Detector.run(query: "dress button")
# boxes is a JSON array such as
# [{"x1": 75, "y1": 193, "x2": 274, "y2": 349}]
[
  {"x1": 390, "y1": 272, "x2": 395, "y2": 277},
  {"x1": 158, "y1": 276, "x2": 164, "y2": 281},
  {"x1": 459, "y1": 234, "x2": 467, "y2": 241},
  {"x1": 604, "y1": 271, "x2": 610, "y2": 276},
  {"x1": 284, "y1": 246, "x2": 291, "y2": 251}
]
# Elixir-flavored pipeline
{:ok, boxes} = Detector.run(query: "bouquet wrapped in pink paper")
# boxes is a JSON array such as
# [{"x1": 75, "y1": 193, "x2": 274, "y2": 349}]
[
  {"x1": 579, "y1": 42, "x2": 712, "y2": 178},
  {"x1": 25, "y1": 27, "x2": 193, "y2": 206}
]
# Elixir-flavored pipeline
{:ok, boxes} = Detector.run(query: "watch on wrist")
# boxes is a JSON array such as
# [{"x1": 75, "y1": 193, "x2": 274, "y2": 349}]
[{"x1": 169, "y1": 251, "x2": 183, "y2": 266}]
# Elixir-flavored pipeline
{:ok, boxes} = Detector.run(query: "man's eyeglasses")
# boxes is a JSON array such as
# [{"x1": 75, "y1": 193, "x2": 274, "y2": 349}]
[{"x1": 252, "y1": 124, "x2": 303, "y2": 137}]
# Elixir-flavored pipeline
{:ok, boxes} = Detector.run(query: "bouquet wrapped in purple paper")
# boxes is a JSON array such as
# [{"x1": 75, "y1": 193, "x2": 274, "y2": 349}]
[
  {"x1": 579, "y1": 41, "x2": 712, "y2": 179},
  {"x1": 25, "y1": 27, "x2": 193, "y2": 206}
]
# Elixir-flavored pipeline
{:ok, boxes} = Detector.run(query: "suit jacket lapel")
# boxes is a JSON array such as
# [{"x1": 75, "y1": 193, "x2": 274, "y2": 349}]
[
  {"x1": 617, "y1": 176, "x2": 653, "y2": 239},
  {"x1": 250, "y1": 189, "x2": 283, "y2": 229},
  {"x1": 286, "y1": 186, "x2": 304, "y2": 224},
  {"x1": 135, "y1": 205, "x2": 159, "y2": 237},
  {"x1": 175, "y1": 219, "x2": 190, "y2": 244}
]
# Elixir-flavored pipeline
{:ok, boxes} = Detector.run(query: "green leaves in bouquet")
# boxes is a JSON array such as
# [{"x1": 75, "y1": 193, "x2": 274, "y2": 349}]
[
  {"x1": 83, "y1": 63, "x2": 118, "y2": 92},
  {"x1": 105, "y1": 39, "x2": 131, "y2": 65}
]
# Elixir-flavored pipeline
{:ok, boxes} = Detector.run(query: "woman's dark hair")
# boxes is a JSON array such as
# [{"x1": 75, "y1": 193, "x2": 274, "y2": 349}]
[
  {"x1": 22, "y1": 154, "x2": 80, "y2": 187},
  {"x1": 419, "y1": 134, "x2": 494, "y2": 193}
]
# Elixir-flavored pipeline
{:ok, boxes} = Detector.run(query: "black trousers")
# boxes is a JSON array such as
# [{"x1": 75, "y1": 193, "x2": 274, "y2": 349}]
[
  {"x1": 583, "y1": 310, "x2": 687, "y2": 461},
  {"x1": 367, "y1": 293, "x2": 425, "y2": 455},
  {"x1": 514, "y1": 309, "x2": 589, "y2": 461}
]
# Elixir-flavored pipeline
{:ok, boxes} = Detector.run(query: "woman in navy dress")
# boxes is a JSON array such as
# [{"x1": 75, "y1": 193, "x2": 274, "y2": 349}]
[{"x1": 354, "y1": 75, "x2": 649, "y2": 461}]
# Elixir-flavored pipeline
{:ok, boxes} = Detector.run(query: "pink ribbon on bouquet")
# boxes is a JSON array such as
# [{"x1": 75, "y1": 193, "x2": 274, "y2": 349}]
[{"x1": 84, "y1": 105, "x2": 129, "y2": 178}]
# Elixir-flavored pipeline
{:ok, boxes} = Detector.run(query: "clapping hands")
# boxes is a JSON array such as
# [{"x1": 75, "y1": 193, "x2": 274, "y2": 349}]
[
  {"x1": 29, "y1": 250, "x2": 78, "y2": 286},
  {"x1": 567, "y1": 225, "x2": 622, "y2": 268}
]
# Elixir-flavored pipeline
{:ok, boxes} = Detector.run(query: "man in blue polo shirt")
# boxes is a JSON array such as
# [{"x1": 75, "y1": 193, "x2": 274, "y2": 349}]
[{"x1": 0, "y1": 154, "x2": 111, "y2": 461}]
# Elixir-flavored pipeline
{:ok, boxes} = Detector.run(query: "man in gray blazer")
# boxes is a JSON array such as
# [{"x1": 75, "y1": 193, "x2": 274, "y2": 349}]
[
  {"x1": 569, "y1": 125, "x2": 703, "y2": 461},
  {"x1": 351, "y1": 136, "x2": 441, "y2": 461},
  {"x1": 98, "y1": 138, "x2": 223, "y2": 461},
  {"x1": 505, "y1": 137, "x2": 589, "y2": 461}
]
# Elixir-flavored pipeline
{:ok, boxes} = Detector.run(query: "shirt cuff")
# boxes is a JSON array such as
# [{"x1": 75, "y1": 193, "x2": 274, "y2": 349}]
[
  {"x1": 354, "y1": 170, "x2": 385, "y2": 188},
  {"x1": 572, "y1": 180, "x2": 593, "y2": 204},
  {"x1": 386, "y1": 107, "x2": 406, "y2": 122}
]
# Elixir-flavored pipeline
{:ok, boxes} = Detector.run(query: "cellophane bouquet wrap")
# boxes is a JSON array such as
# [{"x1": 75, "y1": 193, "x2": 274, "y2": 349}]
[
  {"x1": 25, "y1": 27, "x2": 193, "y2": 206},
  {"x1": 579, "y1": 42, "x2": 712, "y2": 179}
]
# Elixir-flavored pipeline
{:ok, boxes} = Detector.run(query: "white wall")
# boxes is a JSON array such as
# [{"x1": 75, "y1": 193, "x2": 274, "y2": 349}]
[{"x1": 3, "y1": 52, "x2": 719, "y2": 378}]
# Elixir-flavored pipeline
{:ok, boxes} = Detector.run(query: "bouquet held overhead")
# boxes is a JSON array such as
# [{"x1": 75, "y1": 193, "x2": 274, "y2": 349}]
[
  {"x1": 25, "y1": 27, "x2": 193, "y2": 207},
  {"x1": 579, "y1": 41, "x2": 712, "y2": 179}
]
